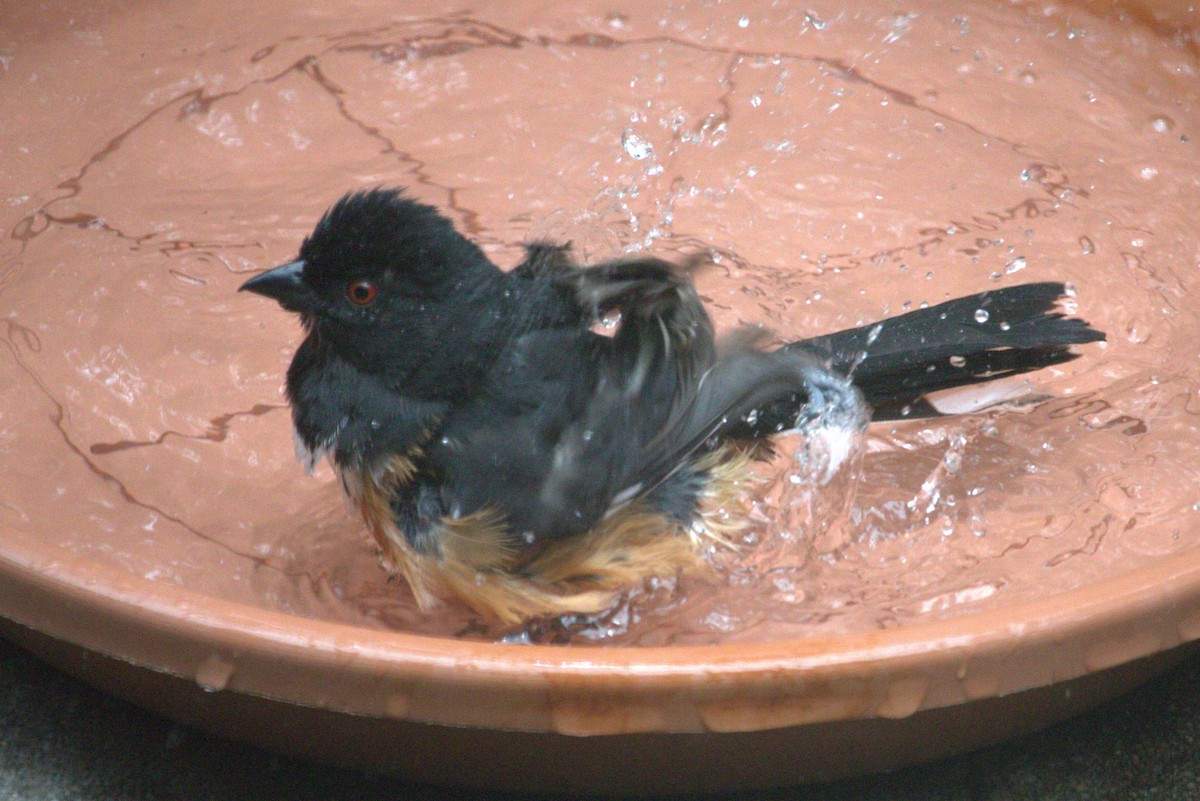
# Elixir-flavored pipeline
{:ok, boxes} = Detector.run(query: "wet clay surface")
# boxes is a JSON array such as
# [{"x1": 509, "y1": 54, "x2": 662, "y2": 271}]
[{"x1": 2, "y1": 0, "x2": 1198, "y2": 646}]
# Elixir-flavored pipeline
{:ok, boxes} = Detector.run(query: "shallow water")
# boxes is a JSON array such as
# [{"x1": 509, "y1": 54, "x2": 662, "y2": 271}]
[{"x1": 1, "y1": 0, "x2": 1198, "y2": 645}]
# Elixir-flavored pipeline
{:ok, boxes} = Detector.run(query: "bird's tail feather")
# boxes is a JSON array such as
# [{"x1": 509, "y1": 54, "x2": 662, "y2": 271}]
[{"x1": 795, "y1": 281, "x2": 1105, "y2": 420}]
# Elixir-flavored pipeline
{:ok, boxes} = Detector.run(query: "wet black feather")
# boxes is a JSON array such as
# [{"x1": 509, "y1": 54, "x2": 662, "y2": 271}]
[{"x1": 245, "y1": 188, "x2": 1106, "y2": 556}]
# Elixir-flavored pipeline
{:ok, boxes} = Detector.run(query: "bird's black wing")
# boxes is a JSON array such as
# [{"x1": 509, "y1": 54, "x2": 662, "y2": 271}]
[
  {"x1": 426, "y1": 258, "x2": 864, "y2": 546},
  {"x1": 426, "y1": 326, "x2": 637, "y2": 542}
]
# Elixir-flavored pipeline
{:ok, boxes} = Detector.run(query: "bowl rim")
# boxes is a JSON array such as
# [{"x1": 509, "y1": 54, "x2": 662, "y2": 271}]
[{"x1": 3, "y1": 523, "x2": 1198, "y2": 735}]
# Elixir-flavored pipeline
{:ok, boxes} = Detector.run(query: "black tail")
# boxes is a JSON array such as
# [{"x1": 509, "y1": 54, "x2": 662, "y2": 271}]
[
  {"x1": 807, "y1": 282, "x2": 1104, "y2": 419},
  {"x1": 728, "y1": 282, "x2": 1105, "y2": 433}
]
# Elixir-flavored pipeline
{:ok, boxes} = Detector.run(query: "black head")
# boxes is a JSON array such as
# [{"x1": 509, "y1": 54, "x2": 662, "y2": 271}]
[{"x1": 239, "y1": 188, "x2": 496, "y2": 327}]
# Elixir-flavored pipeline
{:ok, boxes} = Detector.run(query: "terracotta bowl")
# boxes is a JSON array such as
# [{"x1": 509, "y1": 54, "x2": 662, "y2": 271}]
[
  {"x1": 2, "y1": 0, "x2": 1198, "y2": 794},
  {"x1": 3, "y1": 548, "x2": 1200, "y2": 794}
]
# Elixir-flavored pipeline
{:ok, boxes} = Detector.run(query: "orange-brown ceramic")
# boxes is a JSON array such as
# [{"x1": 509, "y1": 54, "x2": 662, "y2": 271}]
[{"x1": 2, "y1": 0, "x2": 1198, "y2": 793}]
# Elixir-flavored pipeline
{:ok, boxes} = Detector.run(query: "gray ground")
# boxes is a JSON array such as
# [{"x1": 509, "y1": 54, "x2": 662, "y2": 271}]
[{"x1": 1, "y1": 636, "x2": 1197, "y2": 801}]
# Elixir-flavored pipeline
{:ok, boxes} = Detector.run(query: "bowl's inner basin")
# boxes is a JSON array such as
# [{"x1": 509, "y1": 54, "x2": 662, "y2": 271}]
[{"x1": 2, "y1": 0, "x2": 1197, "y2": 645}]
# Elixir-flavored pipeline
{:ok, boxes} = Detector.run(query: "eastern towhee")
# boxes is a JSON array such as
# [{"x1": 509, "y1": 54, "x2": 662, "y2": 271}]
[{"x1": 241, "y1": 188, "x2": 1104, "y2": 622}]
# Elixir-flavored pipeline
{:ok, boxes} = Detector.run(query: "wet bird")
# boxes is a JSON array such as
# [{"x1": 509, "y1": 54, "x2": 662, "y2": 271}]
[{"x1": 240, "y1": 188, "x2": 1105, "y2": 623}]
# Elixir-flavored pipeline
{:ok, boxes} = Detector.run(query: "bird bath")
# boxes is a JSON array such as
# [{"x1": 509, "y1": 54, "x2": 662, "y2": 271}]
[{"x1": 1, "y1": 0, "x2": 1198, "y2": 793}]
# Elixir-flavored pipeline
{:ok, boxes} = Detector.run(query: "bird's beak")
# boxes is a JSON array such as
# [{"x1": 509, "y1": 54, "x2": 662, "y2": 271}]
[{"x1": 239, "y1": 259, "x2": 308, "y2": 308}]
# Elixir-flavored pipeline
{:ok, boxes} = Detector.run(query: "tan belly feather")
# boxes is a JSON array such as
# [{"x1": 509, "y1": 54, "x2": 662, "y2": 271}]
[{"x1": 343, "y1": 447, "x2": 756, "y2": 623}]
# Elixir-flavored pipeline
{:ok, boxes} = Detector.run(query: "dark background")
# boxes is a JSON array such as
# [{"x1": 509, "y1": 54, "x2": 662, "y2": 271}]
[{"x1": 1, "y1": 637, "x2": 1197, "y2": 800}]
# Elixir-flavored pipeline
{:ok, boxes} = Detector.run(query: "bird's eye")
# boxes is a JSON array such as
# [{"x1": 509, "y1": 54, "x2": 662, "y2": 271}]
[{"x1": 346, "y1": 280, "x2": 378, "y2": 306}]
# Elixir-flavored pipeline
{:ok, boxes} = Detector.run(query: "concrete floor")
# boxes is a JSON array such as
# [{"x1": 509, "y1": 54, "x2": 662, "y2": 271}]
[{"x1": 1, "y1": 636, "x2": 1198, "y2": 800}]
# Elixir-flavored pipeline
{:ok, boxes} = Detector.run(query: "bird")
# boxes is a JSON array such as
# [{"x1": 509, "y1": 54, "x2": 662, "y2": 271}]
[{"x1": 240, "y1": 188, "x2": 1105, "y2": 623}]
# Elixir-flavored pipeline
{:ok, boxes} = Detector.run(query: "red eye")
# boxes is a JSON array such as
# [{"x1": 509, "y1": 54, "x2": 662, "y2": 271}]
[{"x1": 347, "y1": 280, "x2": 378, "y2": 306}]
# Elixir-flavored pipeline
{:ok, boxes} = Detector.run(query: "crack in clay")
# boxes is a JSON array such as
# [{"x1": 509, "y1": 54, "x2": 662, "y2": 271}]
[
  {"x1": 356, "y1": 16, "x2": 1089, "y2": 267},
  {"x1": 3, "y1": 38, "x2": 441, "y2": 267},
  {"x1": 295, "y1": 57, "x2": 457, "y2": 225},
  {"x1": 39, "y1": 211, "x2": 157, "y2": 249},
  {"x1": 1044, "y1": 513, "x2": 1127, "y2": 567},
  {"x1": 313, "y1": 12, "x2": 1088, "y2": 254},
  {"x1": 347, "y1": 13, "x2": 1050, "y2": 158},
  {"x1": 1, "y1": 320, "x2": 284, "y2": 572},
  {"x1": 39, "y1": 210, "x2": 272, "y2": 264},
  {"x1": 0, "y1": 56, "x2": 440, "y2": 280},
  {"x1": 3, "y1": 12, "x2": 1083, "y2": 284},
  {"x1": 0, "y1": 50, "x2": 465, "y2": 268},
  {"x1": 88, "y1": 403, "x2": 284, "y2": 455},
  {"x1": 1, "y1": 79, "x2": 286, "y2": 270},
  {"x1": 2, "y1": 86, "x2": 211, "y2": 265}
]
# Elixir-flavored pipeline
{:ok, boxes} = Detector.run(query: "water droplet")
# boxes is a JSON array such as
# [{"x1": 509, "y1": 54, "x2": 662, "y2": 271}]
[
  {"x1": 737, "y1": 15, "x2": 750, "y2": 28},
  {"x1": 1139, "y1": 166, "x2": 1158, "y2": 180},
  {"x1": 999, "y1": 321, "x2": 1011, "y2": 331},
  {"x1": 702, "y1": 607, "x2": 740, "y2": 632},
  {"x1": 621, "y1": 129, "x2": 653, "y2": 160},
  {"x1": 805, "y1": 11, "x2": 828, "y2": 30},
  {"x1": 1004, "y1": 256, "x2": 1027, "y2": 274},
  {"x1": 974, "y1": 308, "x2": 990, "y2": 323},
  {"x1": 949, "y1": 355, "x2": 967, "y2": 368},
  {"x1": 1148, "y1": 114, "x2": 1175, "y2": 133},
  {"x1": 605, "y1": 12, "x2": 628, "y2": 30},
  {"x1": 1020, "y1": 164, "x2": 1047, "y2": 183},
  {"x1": 1078, "y1": 235, "x2": 1096, "y2": 255},
  {"x1": 1018, "y1": 69, "x2": 1037, "y2": 85},
  {"x1": 195, "y1": 654, "x2": 235, "y2": 693}
]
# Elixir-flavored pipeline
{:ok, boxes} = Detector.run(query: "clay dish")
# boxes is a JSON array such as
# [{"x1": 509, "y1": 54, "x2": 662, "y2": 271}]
[{"x1": 2, "y1": 0, "x2": 1198, "y2": 793}]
